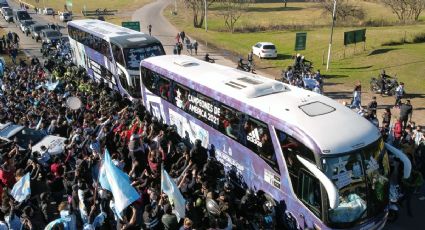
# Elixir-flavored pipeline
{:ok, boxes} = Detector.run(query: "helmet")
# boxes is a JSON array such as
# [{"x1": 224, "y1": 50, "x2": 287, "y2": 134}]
[
  {"x1": 206, "y1": 198, "x2": 221, "y2": 216},
  {"x1": 195, "y1": 198, "x2": 203, "y2": 208},
  {"x1": 224, "y1": 182, "x2": 233, "y2": 191},
  {"x1": 263, "y1": 200, "x2": 274, "y2": 213},
  {"x1": 246, "y1": 189, "x2": 254, "y2": 196}
]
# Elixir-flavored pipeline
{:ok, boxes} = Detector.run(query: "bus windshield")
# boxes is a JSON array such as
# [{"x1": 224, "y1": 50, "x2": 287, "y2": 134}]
[
  {"x1": 123, "y1": 45, "x2": 164, "y2": 70},
  {"x1": 321, "y1": 139, "x2": 389, "y2": 227}
]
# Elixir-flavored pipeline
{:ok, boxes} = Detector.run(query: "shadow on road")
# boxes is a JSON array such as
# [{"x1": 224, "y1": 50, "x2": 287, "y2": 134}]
[
  {"x1": 324, "y1": 74, "x2": 349, "y2": 79},
  {"x1": 406, "y1": 93, "x2": 425, "y2": 99},
  {"x1": 324, "y1": 91, "x2": 352, "y2": 100}
]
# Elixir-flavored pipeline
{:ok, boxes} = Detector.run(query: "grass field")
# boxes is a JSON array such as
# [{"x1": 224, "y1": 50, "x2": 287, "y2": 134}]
[
  {"x1": 166, "y1": 1, "x2": 425, "y2": 93},
  {"x1": 18, "y1": 0, "x2": 150, "y2": 24}
]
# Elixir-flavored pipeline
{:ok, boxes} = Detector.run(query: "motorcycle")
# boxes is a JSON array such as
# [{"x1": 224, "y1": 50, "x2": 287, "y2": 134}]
[
  {"x1": 204, "y1": 54, "x2": 215, "y2": 63},
  {"x1": 237, "y1": 58, "x2": 252, "y2": 72},
  {"x1": 370, "y1": 77, "x2": 398, "y2": 96}
]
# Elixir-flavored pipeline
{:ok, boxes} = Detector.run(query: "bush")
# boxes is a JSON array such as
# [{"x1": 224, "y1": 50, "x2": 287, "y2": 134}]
[
  {"x1": 381, "y1": 39, "x2": 405, "y2": 46},
  {"x1": 412, "y1": 33, "x2": 425, "y2": 43}
]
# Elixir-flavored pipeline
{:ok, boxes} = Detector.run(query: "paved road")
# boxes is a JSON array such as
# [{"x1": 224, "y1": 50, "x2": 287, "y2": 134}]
[
  {"x1": 131, "y1": 0, "x2": 259, "y2": 71},
  {"x1": 1, "y1": 0, "x2": 68, "y2": 57}
]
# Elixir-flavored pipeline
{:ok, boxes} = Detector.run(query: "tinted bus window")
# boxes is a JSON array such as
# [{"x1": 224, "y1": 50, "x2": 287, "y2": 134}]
[
  {"x1": 173, "y1": 83, "x2": 190, "y2": 112},
  {"x1": 124, "y1": 45, "x2": 164, "y2": 71},
  {"x1": 276, "y1": 129, "x2": 315, "y2": 190},
  {"x1": 111, "y1": 43, "x2": 125, "y2": 66},
  {"x1": 142, "y1": 68, "x2": 158, "y2": 94},
  {"x1": 299, "y1": 170, "x2": 322, "y2": 218}
]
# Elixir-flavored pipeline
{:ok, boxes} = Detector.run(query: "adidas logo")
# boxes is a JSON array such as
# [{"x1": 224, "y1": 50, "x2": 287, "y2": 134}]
[{"x1": 247, "y1": 128, "x2": 263, "y2": 147}]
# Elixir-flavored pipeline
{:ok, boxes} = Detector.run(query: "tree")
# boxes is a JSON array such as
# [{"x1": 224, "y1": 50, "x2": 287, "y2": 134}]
[
  {"x1": 184, "y1": 0, "x2": 217, "y2": 28},
  {"x1": 381, "y1": 0, "x2": 425, "y2": 22},
  {"x1": 218, "y1": 0, "x2": 252, "y2": 33},
  {"x1": 320, "y1": 0, "x2": 365, "y2": 22}
]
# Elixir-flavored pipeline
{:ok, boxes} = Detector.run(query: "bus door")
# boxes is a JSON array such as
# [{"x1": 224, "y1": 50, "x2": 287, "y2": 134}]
[
  {"x1": 110, "y1": 42, "x2": 130, "y2": 96},
  {"x1": 275, "y1": 129, "x2": 324, "y2": 229}
]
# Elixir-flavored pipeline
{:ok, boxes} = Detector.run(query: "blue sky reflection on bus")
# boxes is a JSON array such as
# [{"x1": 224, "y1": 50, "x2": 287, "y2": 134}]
[{"x1": 124, "y1": 45, "x2": 163, "y2": 70}]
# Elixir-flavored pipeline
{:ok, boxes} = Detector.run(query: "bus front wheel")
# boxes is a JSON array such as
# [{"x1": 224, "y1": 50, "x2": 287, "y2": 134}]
[{"x1": 387, "y1": 209, "x2": 398, "y2": 223}]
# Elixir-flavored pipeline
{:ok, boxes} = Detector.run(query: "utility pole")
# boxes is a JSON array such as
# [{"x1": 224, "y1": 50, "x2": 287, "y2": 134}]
[
  {"x1": 326, "y1": 0, "x2": 337, "y2": 71},
  {"x1": 205, "y1": 0, "x2": 208, "y2": 32}
]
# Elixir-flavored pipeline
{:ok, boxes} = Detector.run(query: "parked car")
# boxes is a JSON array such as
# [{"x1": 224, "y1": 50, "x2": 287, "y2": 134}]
[
  {"x1": 2, "y1": 7, "x2": 13, "y2": 22},
  {"x1": 40, "y1": 29, "x2": 62, "y2": 45},
  {"x1": 252, "y1": 42, "x2": 277, "y2": 59},
  {"x1": 30, "y1": 24, "x2": 48, "y2": 41},
  {"x1": 0, "y1": 122, "x2": 66, "y2": 155},
  {"x1": 19, "y1": 20, "x2": 35, "y2": 34},
  {"x1": 0, "y1": 0, "x2": 8, "y2": 8},
  {"x1": 59, "y1": 12, "x2": 72, "y2": 22},
  {"x1": 43, "y1": 7, "x2": 54, "y2": 15},
  {"x1": 14, "y1": 9, "x2": 31, "y2": 24},
  {"x1": 1, "y1": 6, "x2": 8, "y2": 16}
]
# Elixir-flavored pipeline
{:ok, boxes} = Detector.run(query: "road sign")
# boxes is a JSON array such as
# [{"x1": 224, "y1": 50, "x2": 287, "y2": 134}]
[
  {"x1": 122, "y1": 21, "x2": 140, "y2": 32},
  {"x1": 295, "y1": 32, "x2": 307, "y2": 51},
  {"x1": 344, "y1": 29, "x2": 366, "y2": 46}
]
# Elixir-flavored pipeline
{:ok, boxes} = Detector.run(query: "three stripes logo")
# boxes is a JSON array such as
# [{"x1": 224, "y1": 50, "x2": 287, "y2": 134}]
[{"x1": 247, "y1": 128, "x2": 263, "y2": 147}]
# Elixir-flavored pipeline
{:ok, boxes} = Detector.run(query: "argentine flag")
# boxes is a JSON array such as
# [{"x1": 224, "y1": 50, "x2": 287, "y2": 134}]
[
  {"x1": 11, "y1": 173, "x2": 31, "y2": 202},
  {"x1": 98, "y1": 149, "x2": 140, "y2": 214},
  {"x1": 161, "y1": 168, "x2": 186, "y2": 220}
]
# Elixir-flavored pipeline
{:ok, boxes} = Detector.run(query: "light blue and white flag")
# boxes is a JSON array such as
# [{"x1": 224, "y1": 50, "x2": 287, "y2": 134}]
[
  {"x1": 10, "y1": 173, "x2": 31, "y2": 202},
  {"x1": 45, "y1": 81, "x2": 59, "y2": 91},
  {"x1": 161, "y1": 168, "x2": 186, "y2": 220},
  {"x1": 98, "y1": 149, "x2": 140, "y2": 214}
]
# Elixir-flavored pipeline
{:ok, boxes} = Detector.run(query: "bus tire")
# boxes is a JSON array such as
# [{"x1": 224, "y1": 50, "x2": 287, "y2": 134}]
[{"x1": 387, "y1": 209, "x2": 398, "y2": 223}]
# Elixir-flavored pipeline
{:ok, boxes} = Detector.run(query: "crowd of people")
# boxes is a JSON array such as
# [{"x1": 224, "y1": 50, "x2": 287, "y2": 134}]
[
  {"x1": 347, "y1": 79, "x2": 425, "y2": 217},
  {"x1": 0, "y1": 31, "x2": 20, "y2": 65},
  {"x1": 280, "y1": 54, "x2": 323, "y2": 94},
  {"x1": 174, "y1": 31, "x2": 198, "y2": 56},
  {"x1": 0, "y1": 46, "x2": 281, "y2": 229}
]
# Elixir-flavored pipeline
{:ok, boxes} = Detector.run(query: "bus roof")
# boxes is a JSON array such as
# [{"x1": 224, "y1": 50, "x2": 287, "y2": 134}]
[
  {"x1": 68, "y1": 19, "x2": 161, "y2": 48},
  {"x1": 141, "y1": 55, "x2": 380, "y2": 155},
  {"x1": 109, "y1": 34, "x2": 161, "y2": 49},
  {"x1": 69, "y1": 19, "x2": 141, "y2": 37}
]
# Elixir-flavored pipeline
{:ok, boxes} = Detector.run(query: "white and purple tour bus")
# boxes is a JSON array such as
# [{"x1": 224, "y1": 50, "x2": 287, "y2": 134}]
[
  {"x1": 139, "y1": 55, "x2": 411, "y2": 230},
  {"x1": 67, "y1": 19, "x2": 165, "y2": 100}
]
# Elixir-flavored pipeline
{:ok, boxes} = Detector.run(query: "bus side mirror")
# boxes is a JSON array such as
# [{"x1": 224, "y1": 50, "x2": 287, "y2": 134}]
[
  {"x1": 384, "y1": 142, "x2": 411, "y2": 179},
  {"x1": 297, "y1": 155, "x2": 339, "y2": 209}
]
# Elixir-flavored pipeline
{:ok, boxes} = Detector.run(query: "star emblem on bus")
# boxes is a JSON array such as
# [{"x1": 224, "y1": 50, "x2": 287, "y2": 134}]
[{"x1": 175, "y1": 89, "x2": 183, "y2": 109}]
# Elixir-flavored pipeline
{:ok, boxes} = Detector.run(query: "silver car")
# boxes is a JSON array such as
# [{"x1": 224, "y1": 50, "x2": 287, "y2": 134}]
[
  {"x1": 19, "y1": 20, "x2": 35, "y2": 34},
  {"x1": 30, "y1": 24, "x2": 48, "y2": 42},
  {"x1": 40, "y1": 29, "x2": 62, "y2": 45}
]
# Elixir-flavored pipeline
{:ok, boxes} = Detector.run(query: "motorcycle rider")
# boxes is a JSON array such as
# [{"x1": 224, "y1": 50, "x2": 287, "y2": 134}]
[
  {"x1": 204, "y1": 53, "x2": 214, "y2": 63},
  {"x1": 379, "y1": 70, "x2": 389, "y2": 95}
]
